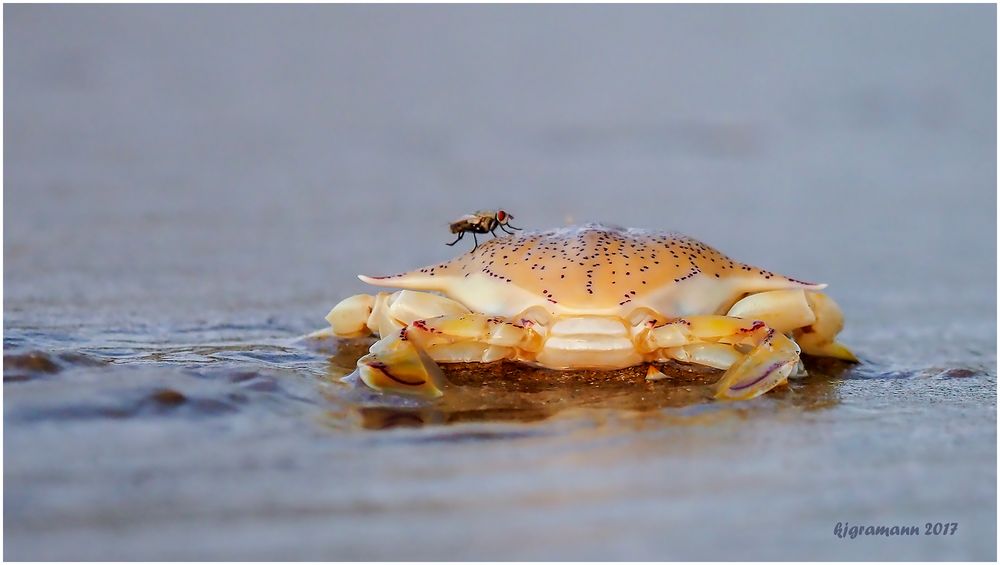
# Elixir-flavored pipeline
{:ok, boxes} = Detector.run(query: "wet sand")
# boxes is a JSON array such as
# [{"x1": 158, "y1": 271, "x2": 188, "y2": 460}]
[{"x1": 4, "y1": 5, "x2": 997, "y2": 560}]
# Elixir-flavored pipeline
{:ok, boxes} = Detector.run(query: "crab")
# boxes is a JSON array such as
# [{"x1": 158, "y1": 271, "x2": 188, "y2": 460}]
[{"x1": 323, "y1": 224, "x2": 856, "y2": 400}]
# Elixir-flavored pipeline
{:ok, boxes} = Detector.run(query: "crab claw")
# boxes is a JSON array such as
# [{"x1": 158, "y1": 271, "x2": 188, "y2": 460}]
[
  {"x1": 357, "y1": 331, "x2": 446, "y2": 398},
  {"x1": 326, "y1": 294, "x2": 376, "y2": 338},
  {"x1": 794, "y1": 292, "x2": 858, "y2": 362},
  {"x1": 714, "y1": 326, "x2": 800, "y2": 401},
  {"x1": 726, "y1": 289, "x2": 857, "y2": 362},
  {"x1": 725, "y1": 289, "x2": 816, "y2": 333}
]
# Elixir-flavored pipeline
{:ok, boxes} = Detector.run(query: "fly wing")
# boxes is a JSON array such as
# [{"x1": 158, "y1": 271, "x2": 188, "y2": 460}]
[{"x1": 449, "y1": 214, "x2": 480, "y2": 233}]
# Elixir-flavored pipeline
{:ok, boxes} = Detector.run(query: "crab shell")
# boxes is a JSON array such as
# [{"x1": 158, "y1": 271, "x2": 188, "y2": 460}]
[
  {"x1": 328, "y1": 224, "x2": 855, "y2": 400},
  {"x1": 360, "y1": 224, "x2": 824, "y2": 323}
]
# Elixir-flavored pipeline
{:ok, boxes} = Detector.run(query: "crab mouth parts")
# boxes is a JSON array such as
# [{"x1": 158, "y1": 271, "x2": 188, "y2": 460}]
[{"x1": 537, "y1": 318, "x2": 644, "y2": 369}]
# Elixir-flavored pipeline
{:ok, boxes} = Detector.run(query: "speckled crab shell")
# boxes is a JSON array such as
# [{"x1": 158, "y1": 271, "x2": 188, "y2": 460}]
[
  {"x1": 324, "y1": 222, "x2": 855, "y2": 400},
  {"x1": 360, "y1": 223, "x2": 824, "y2": 321}
]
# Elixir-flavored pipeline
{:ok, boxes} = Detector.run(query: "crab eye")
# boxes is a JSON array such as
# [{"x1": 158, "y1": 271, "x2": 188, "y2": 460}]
[{"x1": 496, "y1": 210, "x2": 507, "y2": 222}]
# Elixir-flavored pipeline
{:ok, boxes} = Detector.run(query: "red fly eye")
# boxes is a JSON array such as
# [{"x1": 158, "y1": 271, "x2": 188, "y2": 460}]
[{"x1": 496, "y1": 210, "x2": 507, "y2": 222}]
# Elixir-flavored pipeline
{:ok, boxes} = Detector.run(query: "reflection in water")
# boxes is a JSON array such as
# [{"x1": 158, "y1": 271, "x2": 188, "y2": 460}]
[{"x1": 316, "y1": 336, "x2": 856, "y2": 430}]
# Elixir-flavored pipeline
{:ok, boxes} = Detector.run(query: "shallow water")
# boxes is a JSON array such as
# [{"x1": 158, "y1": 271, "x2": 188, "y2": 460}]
[{"x1": 4, "y1": 5, "x2": 997, "y2": 560}]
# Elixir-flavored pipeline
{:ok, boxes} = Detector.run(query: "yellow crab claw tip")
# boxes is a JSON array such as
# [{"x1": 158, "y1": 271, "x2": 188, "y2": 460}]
[{"x1": 815, "y1": 342, "x2": 859, "y2": 362}]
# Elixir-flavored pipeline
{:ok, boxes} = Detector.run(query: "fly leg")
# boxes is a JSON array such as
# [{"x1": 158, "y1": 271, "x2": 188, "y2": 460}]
[{"x1": 446, "y1": 231, "x2": 465, "y2": 246}]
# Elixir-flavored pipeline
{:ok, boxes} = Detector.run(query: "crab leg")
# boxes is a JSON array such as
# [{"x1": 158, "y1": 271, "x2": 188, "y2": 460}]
[
  {"x1": 404, "y1": 313, "x2": 542, "y2": 363},
  {"x1": 328, "y1": 290, "x2": 542, "y2": 397},
  {"x1": 357, "y1": 330, "x2": 447, "y2": 398},
  {"x1": 325, "y1": 290, "x2": 471, "y2": 397},
  {"x1": 711, "y1": 321, "x2": 801, "y2": 400},
  {"x1": 326, "y1": 289, "x2": 472, "y2": 339},
  {"x1": 355, "y1": 312, "x2": 541, "y2": 398},
  {"x1": 639, "y1": 315, "x2": 800, "y2": 400}
]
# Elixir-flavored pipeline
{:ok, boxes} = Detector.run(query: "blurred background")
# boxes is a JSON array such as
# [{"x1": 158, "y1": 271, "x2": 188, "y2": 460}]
[{"x1": 4, "y1": 4, "x2": 996, "y2": 560}]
